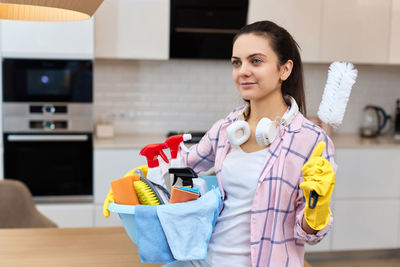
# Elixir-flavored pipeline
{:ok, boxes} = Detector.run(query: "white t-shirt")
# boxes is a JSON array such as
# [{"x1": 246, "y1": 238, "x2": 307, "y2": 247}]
[
  {"x1": 164, "y1": 146, "x2": 268, "y2": 267},
  {"x1": 203, "y1": 145, "x2": 268, "y2": 267}
]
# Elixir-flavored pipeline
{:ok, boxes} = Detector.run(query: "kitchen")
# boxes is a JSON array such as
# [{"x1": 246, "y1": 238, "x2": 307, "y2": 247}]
[{"x1": 1, "y1": 0, "x2": 400, "y2": 266}]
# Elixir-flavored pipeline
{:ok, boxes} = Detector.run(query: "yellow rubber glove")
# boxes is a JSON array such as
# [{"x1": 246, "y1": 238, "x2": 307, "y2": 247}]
[
  {"x1": 124, "y1": 164, "x2": 148, "y2": 178},
  {"x1": 300, "y1": 141, "x2": 335, "y2": 231},
  {"x1": 103, "y1": 188, "x2": 114, "y2": 218},
  {"x1": 103, "y1": 165, "x2": 149, "y2": 218}
]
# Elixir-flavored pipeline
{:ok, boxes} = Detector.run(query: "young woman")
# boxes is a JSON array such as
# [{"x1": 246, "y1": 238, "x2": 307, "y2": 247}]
[{"x1": 166, "y1": 20, "x2": 336, "y2": 267}]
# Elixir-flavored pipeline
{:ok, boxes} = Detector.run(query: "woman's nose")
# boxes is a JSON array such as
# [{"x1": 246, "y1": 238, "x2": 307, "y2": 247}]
[{"x1": 239, "y1": 63, "x2": 251, "y2": 76}]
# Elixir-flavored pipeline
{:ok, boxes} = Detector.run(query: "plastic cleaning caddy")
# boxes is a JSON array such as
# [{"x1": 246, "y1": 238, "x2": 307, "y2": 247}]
[{"x1": 107, "y1": 175, "x2": 218, "y2": 244}]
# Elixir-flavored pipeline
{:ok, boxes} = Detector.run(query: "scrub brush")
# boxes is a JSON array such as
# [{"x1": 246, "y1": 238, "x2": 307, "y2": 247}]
[
  {"x1": 309, "y1": 61, "x2": 358, "y2": 209},
  {"x1": 134, "y1": 177, "x2": 164, "y2": 205},
  {"x1": 318, "y1": 62, "x2": 358, "y2": 129}
]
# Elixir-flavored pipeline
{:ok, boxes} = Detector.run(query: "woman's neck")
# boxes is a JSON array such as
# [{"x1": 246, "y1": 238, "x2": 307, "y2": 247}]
[{"x1": 247, "y1": 92, "x2": 288, "y2": 125}]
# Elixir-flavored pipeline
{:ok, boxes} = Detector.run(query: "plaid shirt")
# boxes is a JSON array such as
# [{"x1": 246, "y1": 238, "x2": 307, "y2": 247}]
[{"x1": 182, "y1": 105, "x2": 337, "y2": 267}]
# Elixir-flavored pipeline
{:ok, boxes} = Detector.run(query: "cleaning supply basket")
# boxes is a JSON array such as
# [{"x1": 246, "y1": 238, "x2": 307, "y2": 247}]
[{"x1": 107, "y1": 176, "x2": 218, "y2": 244}]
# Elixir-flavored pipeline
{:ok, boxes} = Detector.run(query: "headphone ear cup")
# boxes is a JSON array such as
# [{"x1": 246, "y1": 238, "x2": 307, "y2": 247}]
[
  {"x1": 227, "y1": 120, "x2": 251, "y2": 146},
  {"x1": 255, "y1": 118, "x2": 277, "y2": 147}
]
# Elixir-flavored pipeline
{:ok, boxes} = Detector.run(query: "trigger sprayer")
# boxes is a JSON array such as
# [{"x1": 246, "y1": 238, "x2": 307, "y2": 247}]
[
  {"x1": 165, "y1": 134, "x2": 192, "y2": 168},
  {"x1": 139, "y1": 143, "x2": 170, "y2": 203}
]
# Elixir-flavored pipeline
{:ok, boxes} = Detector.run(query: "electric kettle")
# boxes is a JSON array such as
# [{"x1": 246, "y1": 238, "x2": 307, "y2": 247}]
[{"x1": 359, "y1": 105, "x2": 391, "y2": 138}]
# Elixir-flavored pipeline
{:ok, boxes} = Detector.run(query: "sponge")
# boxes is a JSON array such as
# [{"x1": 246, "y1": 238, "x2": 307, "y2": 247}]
[
  {"x1": 169, "y1": 186, "x2": 200, "y2": 204},
  {"x1": 110, "y1": 175, "x2": 140, "y2": 205}
]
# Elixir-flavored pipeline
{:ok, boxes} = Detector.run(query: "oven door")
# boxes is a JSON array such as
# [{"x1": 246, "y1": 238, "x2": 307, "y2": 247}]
[
  {"x1": 2, "y1": 58, "x2": 92, "y2": 103},
  {"x1": 3, "y1": 133, "x2": 93, "y2": 202}
]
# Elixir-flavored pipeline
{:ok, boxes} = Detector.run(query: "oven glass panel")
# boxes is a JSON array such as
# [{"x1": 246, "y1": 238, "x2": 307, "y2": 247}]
[
  {"x1": 3, "y1": 133, "x2": 93, "y2": 197},
  {"x1": 3, "y1": 59, "x2": 92, "y2": 102}
]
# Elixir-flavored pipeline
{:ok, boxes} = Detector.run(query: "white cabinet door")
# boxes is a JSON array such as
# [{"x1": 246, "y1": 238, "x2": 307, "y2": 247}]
[
  {"x1": 335, "y1": 148, "x2": 400, "y2": 199},
  {"x1": 37, "y1": 204, "x2": 94, "y2": 228},
  {"x1": 93, "y1": 204, "x2": 123, "y2": 227},
  {"x1": 320, "y1": 0, "x2": 391, "y2": 64},
  {"x1": 0, "y1": 19, "x2": 94, "y2": 59},
  {"x1": 332, "y1": 199, "x2": 400, "y2": 250},
  {"x1": 390, "y1": 0, "x2": 400, "y2": 63},
  {"x1": 95, "y1": 0, "x2": 169, "y2": 60},
  {"x1": 247, "y1": 0, "x2": 321, "y2": 62},
  {"x1": 94, "y1": 148, "x2": 145, "y2": 204}
]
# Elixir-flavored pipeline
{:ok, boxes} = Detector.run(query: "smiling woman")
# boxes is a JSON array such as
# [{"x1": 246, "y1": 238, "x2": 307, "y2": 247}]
[
  {"x1": 164, "y1": 20, "x2": 336, "y2": 267},
  {"x1": 0, "y1": 0, "x2": 103, "y2": 21}
]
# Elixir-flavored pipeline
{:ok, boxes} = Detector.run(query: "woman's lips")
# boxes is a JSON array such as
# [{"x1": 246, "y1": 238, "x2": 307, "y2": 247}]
[{"x1": 241, "y1": 82, "x2": 256, "y2": 89}]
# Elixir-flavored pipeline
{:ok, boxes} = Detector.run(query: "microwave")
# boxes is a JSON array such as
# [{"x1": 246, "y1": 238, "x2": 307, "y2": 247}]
[
  {"x1": 170, "y1": 0, "x2": 248, "y2": 59},
  {"x1": 2, "y1": 58, "x2": 93, "y2": 103}
]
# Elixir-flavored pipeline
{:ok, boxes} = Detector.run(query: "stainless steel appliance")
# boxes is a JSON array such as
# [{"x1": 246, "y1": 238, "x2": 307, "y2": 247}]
[
  {"x1": 170, "y1": 0, "x2": 248, "y2": 59},
  {"x1": 359, "y1": 105, "x2": 391, "y2": 138},
  {"x1": 2, "y1": 58, "x2": 93, "y2": 203}
]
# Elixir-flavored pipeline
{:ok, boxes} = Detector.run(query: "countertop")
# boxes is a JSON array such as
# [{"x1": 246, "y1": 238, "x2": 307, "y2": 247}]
[{"x1": 94, "y1": 133, "x2": 400, "y2": 149}]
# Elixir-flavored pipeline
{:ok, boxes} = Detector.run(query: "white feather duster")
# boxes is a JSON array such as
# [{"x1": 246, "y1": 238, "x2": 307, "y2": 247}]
[{"x1": 317, "y1": 62, "x2": 358, "y2": 128}]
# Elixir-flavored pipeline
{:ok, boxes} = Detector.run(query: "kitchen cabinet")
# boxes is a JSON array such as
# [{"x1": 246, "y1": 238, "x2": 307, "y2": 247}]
[
  {"x1": 94, "y1": 148, "x2": 145, "y2": 204},
  {"x1": 332, "y1": 199, "x2": 400, "y2": 250},
  {"x1": 93, "y1": 204, "x2": 123, "y2": 227},
  {"x1": 331, "y1": 148, "x2": 400, "y2": 250},
  {"x1": 390, "y1": 0, "x2": 400, "y2": 63},
  {"x1": 94, "y1": 0, "x2": 169, "y2": 60},
  {"x1": 247, "y1": 0, "x2": 322, "y2": 62},
  {"x1": 0, "y1": 19, "x2": 94, "y2": 59},
  {"x1": 36, "y1": 204, "x2": 94, "y2": 228},
  {"x1": 334, "y1": 148, "x2": 400, "y2": 199},
  {"x1": 320, "y1": 0, "x2": 391, "y2": 64}
]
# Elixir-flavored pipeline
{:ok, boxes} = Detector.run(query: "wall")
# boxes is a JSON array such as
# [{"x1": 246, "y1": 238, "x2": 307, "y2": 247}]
[{"x1": 94, "y1": 59, "x2": 400, "y2": 135}]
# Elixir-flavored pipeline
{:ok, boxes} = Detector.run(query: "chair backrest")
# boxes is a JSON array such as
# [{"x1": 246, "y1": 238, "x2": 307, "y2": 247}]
[{"x1": 0, "y1": 179, "x2": 57, "y2": 228}]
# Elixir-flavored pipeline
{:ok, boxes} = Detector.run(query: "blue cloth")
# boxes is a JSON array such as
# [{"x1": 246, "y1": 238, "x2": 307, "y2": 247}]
[
  {"x1": 134, "y1": 205, "x2": 175, "y2": 263},
  {"x1": 157, "y1": 188, "x2": 222, "y2": 261}
]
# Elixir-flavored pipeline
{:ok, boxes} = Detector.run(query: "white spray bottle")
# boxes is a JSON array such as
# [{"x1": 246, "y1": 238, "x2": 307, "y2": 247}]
[{"x1": 164, "y1": 134, "x2": 208, "y2": 195}]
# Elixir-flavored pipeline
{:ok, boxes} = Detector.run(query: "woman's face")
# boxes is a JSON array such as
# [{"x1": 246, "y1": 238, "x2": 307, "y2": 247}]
[{"x1": 231, "y1": 33, "x2": 289, "y2": 102}]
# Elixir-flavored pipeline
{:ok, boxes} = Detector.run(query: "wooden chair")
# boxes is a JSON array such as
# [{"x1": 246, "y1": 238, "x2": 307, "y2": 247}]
[{"x1": 0, "y1": 179, "x2": 57, "y2": 228}]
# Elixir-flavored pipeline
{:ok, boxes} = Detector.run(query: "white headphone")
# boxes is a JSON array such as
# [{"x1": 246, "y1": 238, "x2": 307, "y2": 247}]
[{"x1": 227, "y1": 96, "x2": 299, "y2": 147}]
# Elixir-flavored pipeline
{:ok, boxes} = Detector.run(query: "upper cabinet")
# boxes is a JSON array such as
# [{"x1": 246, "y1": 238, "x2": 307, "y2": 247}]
[
  {"x1": 0, "y1": 19, "x2": 94, "y2": 59},
  {"x1": 390, "y1": 0, "x2": 400, "y2": 64},
  {"x1": 247, "y1": 0, "x2": 322, "y2": 62},
  {"x1": 95, "y1": 0, "x2": 169, "y2": 60},
  {"x1": 320, "y1": 0, "x2": 391, "y2": 64},
  {"x1": 248, "y1": 0, "x2": 397, "y2": 65}
]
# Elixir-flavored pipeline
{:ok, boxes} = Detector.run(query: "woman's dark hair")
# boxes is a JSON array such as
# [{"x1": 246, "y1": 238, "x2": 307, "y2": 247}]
[{"x1": 233, "y1": 20, "x2": 306, "y2": 116}]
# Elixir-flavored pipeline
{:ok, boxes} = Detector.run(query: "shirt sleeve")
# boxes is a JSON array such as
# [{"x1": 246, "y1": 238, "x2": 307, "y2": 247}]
[
  {"x1": 294, "y1": 132, "x2": 337, "y2": 245},
  {"x1": 180, "y1": 119, "x2": 224, "y2": 174}
]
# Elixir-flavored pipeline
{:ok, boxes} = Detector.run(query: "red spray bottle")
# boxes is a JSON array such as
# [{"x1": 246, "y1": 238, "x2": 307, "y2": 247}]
[{"x1": 139, "y1": 143, "x2": 170, "y2": 202}]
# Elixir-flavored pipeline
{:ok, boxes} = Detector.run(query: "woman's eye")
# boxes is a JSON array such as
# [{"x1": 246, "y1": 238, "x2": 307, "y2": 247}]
[
  {"x1": 251, "y1": 58, "x2": 262, "y2": 64},
  {"x1": 231, "y1": 60, "x2": 241, "y2": 67}
]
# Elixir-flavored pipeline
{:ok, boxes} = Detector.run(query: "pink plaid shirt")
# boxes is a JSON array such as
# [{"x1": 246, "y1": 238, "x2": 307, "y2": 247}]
[{"x1": 182, "y1": 105, "x2": 336, "y2": 267}]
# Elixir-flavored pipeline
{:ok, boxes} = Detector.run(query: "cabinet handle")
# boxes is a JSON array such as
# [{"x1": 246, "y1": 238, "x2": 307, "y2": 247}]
[
  {"x1": 175, "y1": 27, "x2": 238, "y2": 34},
  {"x1": 7, "y1": 135, "x2": 89, "y2": 142}
]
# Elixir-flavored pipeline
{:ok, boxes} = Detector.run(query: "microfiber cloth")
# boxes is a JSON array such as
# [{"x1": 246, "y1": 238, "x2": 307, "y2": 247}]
[
  {"x1": 134, "y1": 205, "x2": 175, "y2": 263},
  {"x1": 157, "y1": 187, "x2": 222, "y2": 261}
]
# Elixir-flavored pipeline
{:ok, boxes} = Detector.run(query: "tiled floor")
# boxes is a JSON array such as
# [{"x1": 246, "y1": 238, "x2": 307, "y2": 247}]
[{"x1": 310, "y1": 258, "x2": 400, "y2": 267}]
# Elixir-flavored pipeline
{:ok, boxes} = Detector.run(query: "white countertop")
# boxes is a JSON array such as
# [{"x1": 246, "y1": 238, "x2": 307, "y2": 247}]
[{"x1": 94, "y1": 133, "x2": 400, "y2": 149}]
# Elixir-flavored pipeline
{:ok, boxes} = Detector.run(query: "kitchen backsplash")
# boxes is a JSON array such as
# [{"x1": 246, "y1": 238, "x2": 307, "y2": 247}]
[{"x1": 94, "y1": 59, "x2": 400, "y2": 135}]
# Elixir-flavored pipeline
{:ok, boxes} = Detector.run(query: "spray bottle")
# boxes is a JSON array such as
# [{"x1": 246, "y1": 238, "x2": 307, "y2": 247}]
[
  {"x1": 139, "y1": 143, "x2": 170, "y2": 203},
  {"x1": 164, "y1": 134, "x2": 208, "y2": 195}
]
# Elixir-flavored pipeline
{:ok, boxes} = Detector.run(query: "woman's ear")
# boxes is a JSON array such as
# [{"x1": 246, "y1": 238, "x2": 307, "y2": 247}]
[{"x1": 280, "y1": 60, "x2": 293, "y2": 81}]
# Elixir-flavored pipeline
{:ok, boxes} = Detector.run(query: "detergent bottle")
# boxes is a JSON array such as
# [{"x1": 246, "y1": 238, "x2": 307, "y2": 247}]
[
  {"x1": 139, "y1": 143, "x2": 170, "y2": 203},
  {"x1": 164, "y1": 134, "x2": 208, "y2": 195}
]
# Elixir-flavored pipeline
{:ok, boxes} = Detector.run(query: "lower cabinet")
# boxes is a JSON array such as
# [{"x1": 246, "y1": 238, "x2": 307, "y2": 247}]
[
  {"x1": 332, "y1": 199, "x2": 400, "y2": 250},
  {"x1": 36, "y1": 203, "x2": 94, "y2": 228},
  {"x1": 94, "y1": 148, "x2": 145, "y2": 205},
  {"x1": 93, "y1": 204, "x2": 123, "y2": 227}
]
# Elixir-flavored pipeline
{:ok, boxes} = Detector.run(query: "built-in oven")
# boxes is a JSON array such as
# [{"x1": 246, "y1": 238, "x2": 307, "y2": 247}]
[
  {"x1": 3, "y1": 133, "x2": 93, "y2": 202},
  {"x1": 2, "y1": 58, "x2": 93, "y2": 203}
]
